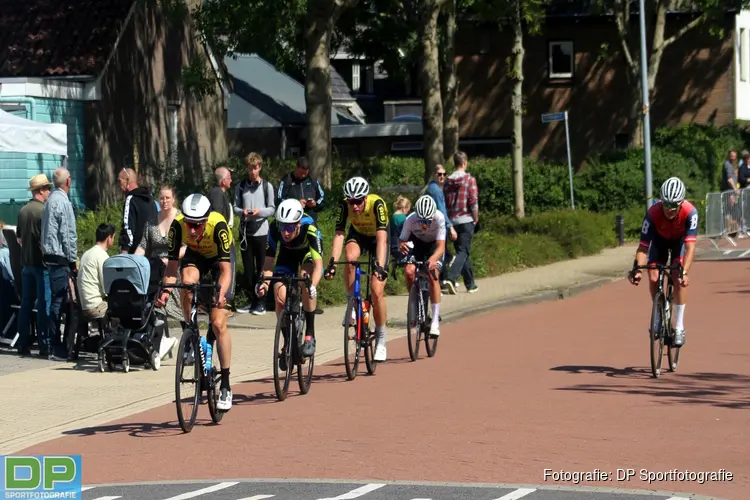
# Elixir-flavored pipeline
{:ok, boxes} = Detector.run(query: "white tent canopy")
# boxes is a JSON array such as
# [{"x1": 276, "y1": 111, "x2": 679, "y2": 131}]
[{"x1": 0, "y1": 108, "x2": 68, "y2": 156}]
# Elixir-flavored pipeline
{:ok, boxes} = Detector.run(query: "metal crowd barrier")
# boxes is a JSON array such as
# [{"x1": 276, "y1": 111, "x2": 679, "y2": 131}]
[{"x1": 704, "y1": 187, "x2": 750, "y2": 249}]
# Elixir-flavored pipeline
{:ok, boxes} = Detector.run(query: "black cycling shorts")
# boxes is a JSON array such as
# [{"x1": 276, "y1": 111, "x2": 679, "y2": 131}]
[
  {"x1": 181, "y1": 245, "x2": 237, "y2": 303},
  {"x1": 345, "y1": 226, "x2": 391, "y2": 268},
  {"x1": 646, "y1": 236, "x2": 685, "y2": 266},
  {"x1": 274, "y1": 247, "x2": 316, "y2": 276}
]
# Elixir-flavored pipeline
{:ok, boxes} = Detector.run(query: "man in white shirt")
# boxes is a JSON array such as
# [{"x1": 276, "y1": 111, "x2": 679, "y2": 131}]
[
  {"x1": 78, "y1": 224, "x2": 115, "y2": 319},
  {"x1": 398, "y1": 195, "x2": 446, "y2": 336}
]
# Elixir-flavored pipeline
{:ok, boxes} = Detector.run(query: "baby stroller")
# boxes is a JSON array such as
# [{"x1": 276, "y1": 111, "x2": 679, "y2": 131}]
[{"x1": 98, "y1": 254, "x2": 167, "y2": 373}]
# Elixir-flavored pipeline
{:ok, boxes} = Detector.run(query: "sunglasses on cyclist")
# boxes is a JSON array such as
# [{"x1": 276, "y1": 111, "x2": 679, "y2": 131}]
[
  {"x1": 663, "y1": 201, "x2": 681, "y2": 210},
  {"x1": 279, "y1": 223, "x2": 298, "y2": 233},
  {"x1": 347, "y1": 197, "x2": 365, "y2": 206},
  {"x1": 418, "y1": 218, "x2": 432, "y2": 226},
  {"x1": 185, "y1": 221, "x2": 205, "y2": 230}
]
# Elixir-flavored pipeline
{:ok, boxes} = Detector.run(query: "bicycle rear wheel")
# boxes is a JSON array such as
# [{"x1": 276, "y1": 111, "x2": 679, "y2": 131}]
[
  {"x1": 297, "y1": 315, "x2": 315, "y2": 394},
  {"x1": 343, "y1": 297, "x2": 360, "y2": 380},
  {"x1": 423, "y1": 289, "x2": 438, "y2": 358},
  {"x1": 406, "y1": 284, "x2": 421, "y2": 361},
  {"x1": 206, "y1": 333, "x2": 224, "y2": 423},
  {"x1": 175, "y1": 331, "x2": 200, "y2": 433},
  {"x1": 364, "y1": 314, "x2": 377, "y2": 375},
  {"x1": 273, "y1": 312, "x2": 293, "y2": 401},
  {"x1": 666, "y1": 301, "x2": 681, "y2": 372},
  {"x1": 649, "y1": 293, "x2": 665, "y2": 378}
]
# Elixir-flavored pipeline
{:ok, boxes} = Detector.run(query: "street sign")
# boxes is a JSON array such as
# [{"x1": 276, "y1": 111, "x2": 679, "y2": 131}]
[{"x1": 541, "y1": 112, "x2": 565, "y2": 123}]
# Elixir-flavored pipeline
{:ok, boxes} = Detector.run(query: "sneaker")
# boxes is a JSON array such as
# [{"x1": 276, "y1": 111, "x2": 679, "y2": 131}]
[
  {"x1": 429, "y1": 323, "x2": 440, "y2": 337},
  {"x1": 374, "y1": 342, "x2": 387, "y2": 362},
  {"x1": 467, "y1": 284, "x2": 479, "y2": 294},
  {"x1": 673, "y1": 328, "x2": 685, "y2": 347},
  {"x1": 236, "y1": 303, "x2": 253, "y2": 314},
  {"x1": 302, "y1": 337, "x2": 316, "y2": 357},
  {"x1": 278, "y1": 350, "x2": 287, "y2": 371},
  {"x1": 251, "y1": 303, "x2": 266, "y2": 316},
  {"x1": 342, "y1": 308, "x2": 356, "y2": 327},
  {"x1": 48, "y1": 352, "x2": 68, "y2": 362},
  {"x1": 442, "y1": 280, "x2": 457, "y2": 295},
  {"x1": 217, "y1": 388, "x2": 232, "y2": 411}
]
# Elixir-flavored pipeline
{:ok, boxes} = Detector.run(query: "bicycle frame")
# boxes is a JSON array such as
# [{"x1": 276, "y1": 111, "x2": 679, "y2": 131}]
[
  {"x1": 167, "y1": 282, "x2": 221, "y2": 374},
  {"x1": 264, "y1": 273, "x2": 312, "y2": 343},
  {"x1": 334, "y1": 259, "x2": 372, "y2": 341}
]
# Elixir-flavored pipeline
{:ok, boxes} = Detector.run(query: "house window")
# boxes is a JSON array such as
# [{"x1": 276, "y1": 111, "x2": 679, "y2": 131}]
[
  {"x1": 167, "y1": 103, "x2": 180, "y2": 166},
  {"x1": 366, "y1": 65, "x2": 374, "y2": 94},
  {"x1": 352, "y1": 63, "x2": 361, "y2": 92},
  {"x1": 549, "y1": 41, "x2": 574, "y2": 79},
  {"x1": 741, "y1": 28, "x2": 748, "y2": 82}
]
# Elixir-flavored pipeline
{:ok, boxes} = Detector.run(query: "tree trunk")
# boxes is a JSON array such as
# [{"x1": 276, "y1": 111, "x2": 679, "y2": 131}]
[
  {"x1": 304, "y1": 1, "x2": 336, "y2": 189},
  {"x1": 510, "y1": 0, "x2": 525, "y2": 218},
  {"x1": 440, "y1": 0, "x2": 459, "y2": 162},
  {"x1": 419, "y1": 0, "x2": 445, "y2": 183}
]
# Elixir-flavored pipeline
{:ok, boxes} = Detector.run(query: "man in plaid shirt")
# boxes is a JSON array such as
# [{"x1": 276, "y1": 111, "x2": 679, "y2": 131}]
[{"x1": 442, "y1": 151, "x2": 479, "y2": 294}]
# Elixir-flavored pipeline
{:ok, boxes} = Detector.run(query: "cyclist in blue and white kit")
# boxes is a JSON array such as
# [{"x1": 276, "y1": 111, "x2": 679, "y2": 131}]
[{"x1": 398, "y1": 195, "x2": 446, "y2": 336}]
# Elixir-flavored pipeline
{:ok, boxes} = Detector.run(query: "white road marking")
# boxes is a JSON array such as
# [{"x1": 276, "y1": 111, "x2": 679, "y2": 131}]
[
  {"x1": 81, "y1": 486, "x2": 95, "y2": 492},
  {"x1": 665, "y1": 497, "x2": 690, "y2": 500},
  {"x1": 90, "y1": 497, "x2": 121, "y2": 500},
  {"x1": 739, "y1": 249, "x2": 750, "y2": 257},
  {"x1": 492, "y1": 488, "x2": 537, "y2": 500},
  {"x1": 316, "y1": 483, "x2": 387, "y2": 499},
  {"x1": 236, "y1": 496, "x2": 275, "y2": 500},
  {"x1": 160, "y1": 481, "x2": 239, "y2": 499},
  {"x1": 723, "y1": 250, "x2": 734, "y2": 255}
]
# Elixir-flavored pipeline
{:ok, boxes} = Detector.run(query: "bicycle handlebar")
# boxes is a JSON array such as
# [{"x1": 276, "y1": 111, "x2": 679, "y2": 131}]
[
  {"x1": 396, "y1": 257, "x2": 439, "y2": 281},
  {"x1": 160, "y1": 282, "x2": 222, "y2": 307}
]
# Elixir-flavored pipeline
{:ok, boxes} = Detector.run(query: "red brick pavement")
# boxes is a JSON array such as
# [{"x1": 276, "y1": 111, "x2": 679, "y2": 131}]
[{"x1": 23, "y1": 260, "x2": 750, "y2": 499}]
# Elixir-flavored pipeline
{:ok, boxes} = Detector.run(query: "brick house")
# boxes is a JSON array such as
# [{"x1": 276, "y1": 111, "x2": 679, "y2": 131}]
[
  {"x1": 456, "y1": 7, "x2": 750, "y2": 165},
  {"x1": 0, "y1": 0, "x2": 228, "y2": 209}
]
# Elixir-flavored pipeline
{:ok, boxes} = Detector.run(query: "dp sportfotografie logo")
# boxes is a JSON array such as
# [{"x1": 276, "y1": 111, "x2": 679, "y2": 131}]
[{"x1": 1, "y1": 455, "x2": 82, "y2": 499}]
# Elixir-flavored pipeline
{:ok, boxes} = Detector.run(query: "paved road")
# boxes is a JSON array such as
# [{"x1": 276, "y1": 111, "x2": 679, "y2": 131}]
[
  {"x1": 78, "y1": 480, "x2": 717, "y2": 500},
  {"x1": 22, "y1": 259, "x2": 747, "y2": 499}
]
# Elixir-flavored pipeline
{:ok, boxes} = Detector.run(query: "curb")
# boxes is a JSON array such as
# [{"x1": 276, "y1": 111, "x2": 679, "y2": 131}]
[{"x1": 388, "y1": 276, "x2": 619, "y2": 329}]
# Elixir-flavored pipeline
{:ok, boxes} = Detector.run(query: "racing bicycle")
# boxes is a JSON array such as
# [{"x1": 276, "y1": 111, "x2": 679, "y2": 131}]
[
  {"x1": 259, "y1": 273, "x2": 319, "y2": 401},
  {"x1": 170, "y1": 281, "x2": 224, "y2": 432},
  {"x1": 399, "y1": 257, "x2": 440, "y2": 361},
  {"x1": 633, "y1": 261, "x2": 683, "y2": 378},
  {"x1": 333, "y1": 259, "x2": 377, "y2": 380}
]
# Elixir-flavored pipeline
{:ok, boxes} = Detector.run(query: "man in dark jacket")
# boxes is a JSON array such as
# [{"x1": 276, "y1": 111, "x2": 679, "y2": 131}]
[
  {"x1": 276, "y1": 157, "x2": 325, "y2": 221},
  {"x1": 117, "y1": 168, "x2": 157, "y2": 254}
]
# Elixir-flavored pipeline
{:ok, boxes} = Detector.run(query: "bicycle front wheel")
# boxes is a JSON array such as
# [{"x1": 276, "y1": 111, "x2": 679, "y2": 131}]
[
  {"x1": 273, "y1": 312, "x2": 293, "y2": 401},
  {"x1": 406, "y1": 284, "x2": 421, "y2": 361},
  {"x1": 649, "y1": 293, "x2": 665, "y2": 378},
  {"x1": 175, "y1": 331, "x2": 200, "y2": 433},
  {"x1": 343, "y1": 297, "x2": 360, "y2": 380}
]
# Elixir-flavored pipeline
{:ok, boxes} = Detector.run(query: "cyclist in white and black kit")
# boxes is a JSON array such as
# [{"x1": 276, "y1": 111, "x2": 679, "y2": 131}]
[{"x1": 398, "y1": 195, "x2": 446, "y2": 336}]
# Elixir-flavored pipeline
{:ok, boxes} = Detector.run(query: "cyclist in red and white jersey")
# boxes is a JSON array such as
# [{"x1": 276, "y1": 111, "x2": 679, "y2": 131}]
[{"x1": 628, "y1": 177, "x2": 698, "y2": 346}]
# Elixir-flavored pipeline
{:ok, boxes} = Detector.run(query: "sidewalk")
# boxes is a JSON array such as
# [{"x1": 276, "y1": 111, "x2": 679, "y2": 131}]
[{"x1": 0, "y1": 245, "x2": 636, "y2": 454}]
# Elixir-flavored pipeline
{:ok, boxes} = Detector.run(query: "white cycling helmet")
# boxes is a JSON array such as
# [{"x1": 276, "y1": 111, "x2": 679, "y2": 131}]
[
  {"x1": 276, "y1": 198, "x2": 304, "y2": 224},
  {"x1": 343, "y1": 176, "x2": 370, "y2": 199},
  {"x1": 415, "y1": 195, "x2": 437, "y2": 220},
  {"x1": 182, "y1": 193, "x2": 211, "y2": 223},
  {"x1": 660, "y1": 177, "x2": 686, "y2": 204}
]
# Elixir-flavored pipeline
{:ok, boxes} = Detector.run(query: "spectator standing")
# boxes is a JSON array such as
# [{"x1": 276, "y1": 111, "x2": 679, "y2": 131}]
[
  {"x1": 0, "y1": 222, "x2": 11, "y2": 280},
  {"x1": 390, "y1": 196, "x2": 411, "y2": 259},
  {"x1": 442, "y1": 151, "x2": 479, "y2": 295},
  {"x1": 117, "y1": 168, "x2": 157, "y2": 254},
  {"x1": 15, "y1": 174, "x2": 52, "y2": 356},
  {"x1": 422, "y1": 164, "x2": 457, "y2": 281},
  {"x1": 234, "y1": 153, "x2": 276, "y2": 315},
  {"x1": 276, "y1": 157, "x2": 325, "y2": 222},
  {"x1": 41, "y1": 168, "x2": 78, "y2": 361},
  {"x1": 0, "y1": 222, "x2": 14, "y2": 341},
  {"x1": 208, "y1": 167, "x2": 234, "y2": 229},
  {"x1": 78, "y1": 224, "x2": 115, "y2": 320},
  {"x1": 721, "y1": 150, "x2": 740, "y2": 235},
  {"x1": 738, "y1": 150, "x2": 750, "y2": 189}
]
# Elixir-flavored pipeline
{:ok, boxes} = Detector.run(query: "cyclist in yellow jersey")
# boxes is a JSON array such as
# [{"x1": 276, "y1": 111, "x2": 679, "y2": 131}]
[
  {"x1": 325, "y1": 176, "x2": 391, "y2": 361},
  {"x1": 156, "y1": 194, "x2": 236, "y2": 411}
]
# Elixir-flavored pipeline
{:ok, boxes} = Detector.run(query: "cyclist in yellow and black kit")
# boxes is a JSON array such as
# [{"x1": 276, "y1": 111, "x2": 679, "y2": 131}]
[
  {"x1": 156, "y1": 193, "x2": 236, "y2": 411},
  {"x1": 256, "y1": 199, "x2": 323, "y2": 367},
  {"x1": 324, "y1": 176, "x2": 391, "y2": 361}
]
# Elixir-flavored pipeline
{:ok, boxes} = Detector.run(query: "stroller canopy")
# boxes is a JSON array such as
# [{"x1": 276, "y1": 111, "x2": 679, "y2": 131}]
[{"x1": 103, "y1": 254, "x2": 151, "y2": 296}]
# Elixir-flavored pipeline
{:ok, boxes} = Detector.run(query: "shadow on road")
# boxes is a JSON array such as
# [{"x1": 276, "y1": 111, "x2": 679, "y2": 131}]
[
  {"x1": 549, "y1": 365, "x2": 750, "y2": 409},
  {"x1": 61, "y1": 420, "x2": 181, "y2": 438}
]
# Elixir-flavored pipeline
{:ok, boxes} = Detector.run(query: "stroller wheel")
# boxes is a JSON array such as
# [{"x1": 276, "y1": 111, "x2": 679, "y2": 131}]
[
  {"x1": 150, "y1": 350, "x2": 161, "y2": 371},
  {"x1": 122, "y1": 357, "x2": 130, "y2": 373}
]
